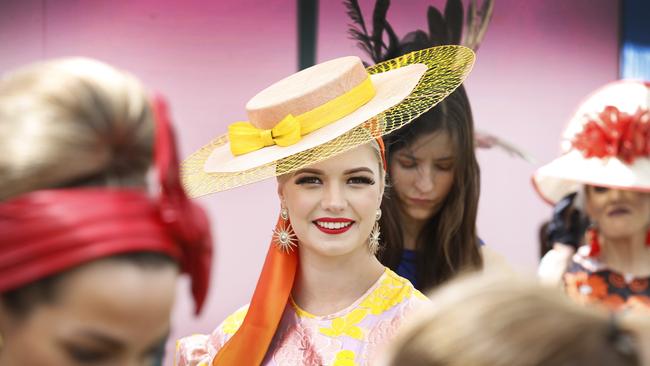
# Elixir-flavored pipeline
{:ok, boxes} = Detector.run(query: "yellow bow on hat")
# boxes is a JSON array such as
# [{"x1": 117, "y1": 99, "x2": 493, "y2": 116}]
[
  {"x1": 228, "y1": 115, "x2": 302, "y2": 156},
  {"x1": 228, "y1": 77, "x2": 376, "y2": 156}
]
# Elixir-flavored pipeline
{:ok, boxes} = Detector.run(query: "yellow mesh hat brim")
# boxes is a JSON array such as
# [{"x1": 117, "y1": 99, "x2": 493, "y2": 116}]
[{"x1": 182, "y1": 45, "x2": 475, "y2": 197}]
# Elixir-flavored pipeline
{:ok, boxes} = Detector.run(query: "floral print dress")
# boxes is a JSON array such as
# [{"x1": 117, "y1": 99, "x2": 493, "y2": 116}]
[
  {"x1": 176, "y1": 268, "x2": 429, "y2": 366},
  {"x1": 563, "y1": 245, "x2": 650, "y2": 313}
]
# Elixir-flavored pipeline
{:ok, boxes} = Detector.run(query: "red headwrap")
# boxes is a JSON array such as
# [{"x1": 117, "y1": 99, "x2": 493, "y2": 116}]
[{"x1": 0, "y1": 96, "x2": 213, "y2": 314}]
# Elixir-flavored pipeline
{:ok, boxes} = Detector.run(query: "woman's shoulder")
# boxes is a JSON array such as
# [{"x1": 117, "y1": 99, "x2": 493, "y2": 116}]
[
  {"x1": 174, "y1": 304, "x2": 249, "y2": 366},
  {"x1": 538, "y1": 243, "x2": 576, "y2": 287},
  {"x1": 358, "y1": 268, "x2": 429, "y2": 315}
]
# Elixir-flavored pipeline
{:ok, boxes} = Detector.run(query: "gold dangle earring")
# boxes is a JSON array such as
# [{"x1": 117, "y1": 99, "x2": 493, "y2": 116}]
[
  {"x1": 368, "y1": 209, "x2": 382, "y2": 255},
  {"x1": 273, "y1": 207, "x2": 298, "y2": 253}
]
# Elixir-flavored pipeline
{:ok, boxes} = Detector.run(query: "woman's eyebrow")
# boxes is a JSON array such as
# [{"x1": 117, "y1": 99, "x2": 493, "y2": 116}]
[
  {"x1": 293, "y1": 168, "x2": 323, "y2": 175},
  {"x1": 434, "y1": 156, "x2": 455, "y2": 162},
  {"x1": 396, "y1": 152, "x2": 417, "y2": 159},
  {"x1": 343, "y1": 167, "x2": 374, "y2": 175}
]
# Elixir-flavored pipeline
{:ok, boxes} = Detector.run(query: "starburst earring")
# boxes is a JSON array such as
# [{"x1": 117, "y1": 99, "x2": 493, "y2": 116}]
[
  {"x1": 273, "y1": 207, "x2": 298, "y2": 253},
  {"x1": 368, "y1": 209, "x2": 382, "y2": 255}
]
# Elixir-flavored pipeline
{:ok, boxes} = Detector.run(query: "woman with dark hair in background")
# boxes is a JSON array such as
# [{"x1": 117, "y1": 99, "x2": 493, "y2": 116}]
[
  {"x1": 0, "y1": 58, "x2": 212, "y2": 365},
  {"x1": 346, "y1": 0, "x2": 507, "y2": 291},
  {"x1": 380, "y1": 85, "x2": 483, "y2": 290}
]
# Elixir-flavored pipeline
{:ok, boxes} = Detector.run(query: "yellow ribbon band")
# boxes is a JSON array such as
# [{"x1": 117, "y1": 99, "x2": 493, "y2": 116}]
[{"x1": 228, "y1": 77, "x2": 376, "y2": 156}]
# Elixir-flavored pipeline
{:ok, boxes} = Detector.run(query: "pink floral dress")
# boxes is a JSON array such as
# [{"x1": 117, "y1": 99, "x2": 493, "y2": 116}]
[{"x1": 176, "y1": 268, "x2": 429, "y2": 366}]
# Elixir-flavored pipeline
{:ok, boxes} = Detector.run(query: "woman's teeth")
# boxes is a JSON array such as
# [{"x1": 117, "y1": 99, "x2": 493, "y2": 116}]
[{"x1": 315, "y1": 221, "x2": 352, "y2": 229}]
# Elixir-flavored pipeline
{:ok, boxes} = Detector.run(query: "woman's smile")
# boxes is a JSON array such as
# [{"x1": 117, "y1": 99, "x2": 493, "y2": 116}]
[{"x1": 313, "y1": 217, "x2": 355, "y2": 234}]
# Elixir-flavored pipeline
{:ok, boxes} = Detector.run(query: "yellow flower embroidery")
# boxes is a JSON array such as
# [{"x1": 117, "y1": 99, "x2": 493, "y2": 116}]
[
  {"x1": 221, "y1": 305, "x2": 249, "y2": 335},
  {"x1": 360, "y1": 272, "x2": 413, "y2": 315},
  {"x1": 332, "y1": 350, "x2": 358, "y2": 366},
  {"x1": 290, "y1": 297, "x2": 317, "y2": 319},
  {"x1": 413, "y1": 288, "x2": 428, "y2": 301},
  {"x1": 319, "y1": 308, "x2": 368, "y2": 340}
]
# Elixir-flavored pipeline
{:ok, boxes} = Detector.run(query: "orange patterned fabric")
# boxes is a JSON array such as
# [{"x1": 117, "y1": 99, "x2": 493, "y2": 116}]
[
  {"x1": 210, "y1": 214, "x2": 298, "y2": 365},
  {"x1": 563, "y1": 246, "x2": 650, "y2": 312}
]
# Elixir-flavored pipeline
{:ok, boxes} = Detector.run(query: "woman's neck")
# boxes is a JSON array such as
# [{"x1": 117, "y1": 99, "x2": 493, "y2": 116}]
[
  {"x1": 399, "y1": 210, "x2": 426, "y2": 251},
  {"x1": 601, "y1": 231, "x2": 650, "y2": 276},
  {"x1": 292, "y1": 244, "x2": 385, "y2": 316}
]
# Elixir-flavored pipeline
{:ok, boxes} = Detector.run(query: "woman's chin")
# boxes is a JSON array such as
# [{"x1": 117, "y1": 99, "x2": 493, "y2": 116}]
[
  {"x1": 403, "y1": 207, "x2": 435, "y2": 222},
  {"x1": 303, "y1": 238, "x2": 366, "y2": 258}
]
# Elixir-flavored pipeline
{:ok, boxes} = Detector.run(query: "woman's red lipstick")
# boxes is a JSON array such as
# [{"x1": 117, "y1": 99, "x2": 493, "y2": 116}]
[{"x1": 313, "y1": 217, "x2": 354, "y2": 234}]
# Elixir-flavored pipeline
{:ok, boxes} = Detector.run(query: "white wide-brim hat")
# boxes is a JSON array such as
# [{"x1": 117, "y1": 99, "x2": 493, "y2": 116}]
[
  {"x1": 182, "y1": 46, "x2": 475, "y2": 197},
  {"x1": 533, "y1": 80, "x2": 650, "y2": 204}
]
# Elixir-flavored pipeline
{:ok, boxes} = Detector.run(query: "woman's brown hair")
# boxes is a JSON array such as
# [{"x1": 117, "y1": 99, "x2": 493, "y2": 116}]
[{"x1": 379, "y1": 85, "x2": 482, "y2": 291}]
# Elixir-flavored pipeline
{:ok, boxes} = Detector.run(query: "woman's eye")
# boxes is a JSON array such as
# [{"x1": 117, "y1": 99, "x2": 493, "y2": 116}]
[
  {"x1": 593, "y1": 185, "x2": 610, "y2": 193},
  {"x1": 435, "y1": 163, "x2": 453, "y2": 171},
  {"x1": 348, "y1": 176, "x2": 375, "y2": 185},
  {"x1": 143, "y1": 345, "x2": 165, "y2": 366},
  {"x1": 397, "y1": 159, "x2": 416, "y2": 169},
  {"x1": 295, "y1": 176, "x2": 321, "y2": 185},
  {"x1": 65, "y1": 346, "x2": 111, "y2": 363}
]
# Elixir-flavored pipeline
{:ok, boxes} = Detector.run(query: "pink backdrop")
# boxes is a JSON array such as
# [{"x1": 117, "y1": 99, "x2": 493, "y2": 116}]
[{"x1": 0, "y1": 0, "x2": 619, "y2": 363}]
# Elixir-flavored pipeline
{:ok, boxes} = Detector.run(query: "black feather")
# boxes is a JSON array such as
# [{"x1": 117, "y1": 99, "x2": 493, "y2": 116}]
[
  {"x1": 344, "y1": 0, "x2": 375, "y2": 58},
  {"x1": 371, "y1": 0, "x2": 391, "y2": 63},
  {"x1": 472, "y1": 0, "x2": 495, "y2": 51},
  {"x1": 348, "y1": 29, "x2": 373, "y2": 57},
  {"x1": 382, "y1": 21, "x2": 402, "y2": 60},
  {"x1": 427, "y1": 5, "x2": 449, "y2": 46},
  {"x1": 399, "y1": 30, "x2": 432, "y2": 55},
  {"x1": 343, "y1": 0, "x2": 368, "y2": 35},
  {"x1": 444, "y1": 0, "x2": 463, "y2": 45},
  {"x1": 464, "y1": 0, "x2": 477, "y2": 47}
]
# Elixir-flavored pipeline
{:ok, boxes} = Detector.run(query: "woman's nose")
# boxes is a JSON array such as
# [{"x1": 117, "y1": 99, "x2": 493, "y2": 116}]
[
  {"x1": 608, "y1": 188, "x2": 623, "y2": 201},
  {"x1": 414, "y1": 167, "x2": 434, "y2": 193},
  {"x1": 321, "y1": 183, "x2": 347, "y2": 212}
]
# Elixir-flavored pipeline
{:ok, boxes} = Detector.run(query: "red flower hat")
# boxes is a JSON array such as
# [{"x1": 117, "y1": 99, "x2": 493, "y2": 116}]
[{"x1": 533, "y1": 80, "x2": 650, "y2": 204}]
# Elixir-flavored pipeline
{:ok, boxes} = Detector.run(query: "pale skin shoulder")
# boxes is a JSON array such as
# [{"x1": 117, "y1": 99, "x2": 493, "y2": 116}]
[
  {"x1": 480, "y1": 246, "x2": 515, "y2": 275},
  {"x1": 537, "y1": 243, "x2": 575, "y2": 287}
]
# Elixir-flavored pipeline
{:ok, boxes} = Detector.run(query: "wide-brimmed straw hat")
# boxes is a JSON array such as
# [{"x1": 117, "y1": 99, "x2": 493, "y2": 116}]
[
  {"x1": 533, "y1": 80, "x2": 650, "y2": 204},
  {"x1": 182, "y1": 45, "x2": 475, "y2": 197}
]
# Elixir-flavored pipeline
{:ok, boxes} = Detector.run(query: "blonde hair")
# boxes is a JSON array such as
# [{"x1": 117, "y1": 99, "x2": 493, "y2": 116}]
[
  {"x1": 383, "y1": 272, "x2": 643, "y2": 366},
  {"x1": 0, "y1": 58, "x2": 153, "y2": 200}
]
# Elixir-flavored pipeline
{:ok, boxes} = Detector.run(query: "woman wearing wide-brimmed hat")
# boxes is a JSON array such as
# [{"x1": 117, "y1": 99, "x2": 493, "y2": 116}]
[
  {"x1": 176, "y1": 46, "x2": 475, "y2": 365},
  {"x1": 535, "y1": 80, "x2": 650, "y2": 312}
]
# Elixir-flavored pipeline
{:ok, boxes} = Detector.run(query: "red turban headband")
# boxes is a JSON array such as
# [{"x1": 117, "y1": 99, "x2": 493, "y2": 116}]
[{"x1": 0, "y1": 96, "x2": 213, "y2": 314}]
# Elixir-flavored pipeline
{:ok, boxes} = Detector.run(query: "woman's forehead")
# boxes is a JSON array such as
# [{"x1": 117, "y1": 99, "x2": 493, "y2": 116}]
[
  {"x1": 303, "y1": 144, "x2": 379, "y2": 172},
  {"x1": 401, "y1": 131, "x2": 454, "y2": 158}
]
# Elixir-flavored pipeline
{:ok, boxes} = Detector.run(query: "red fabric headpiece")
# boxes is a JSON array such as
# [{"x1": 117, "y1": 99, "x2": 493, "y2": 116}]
[
  {"x1": 0, "y1": 96, "x2": 213, "y2": 314},
  {"x1": 572, "y1": 106, "x2": 650, "y2": 164}
]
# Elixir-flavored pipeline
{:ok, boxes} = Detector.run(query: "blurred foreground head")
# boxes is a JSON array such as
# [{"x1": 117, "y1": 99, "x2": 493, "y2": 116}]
[
  {"x1": 382, "y1": 272, "x2": 649, "y2": 366},
  {"x1": 0, "y1": 58, "x2": 211, "y2": 365}
]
